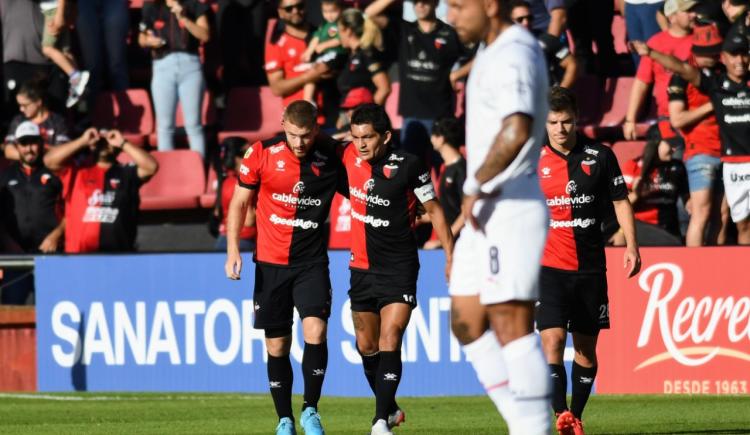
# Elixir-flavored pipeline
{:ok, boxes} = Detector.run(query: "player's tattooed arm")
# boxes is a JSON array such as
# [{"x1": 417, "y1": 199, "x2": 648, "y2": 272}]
[{"x1": 474, "y1": 113, "x2": 532, "y2": 185}]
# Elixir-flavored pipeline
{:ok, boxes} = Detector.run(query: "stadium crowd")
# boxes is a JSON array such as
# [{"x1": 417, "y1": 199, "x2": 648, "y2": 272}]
[{"x1": 0, "y1": 0, "x2": 747, "y2": 286}]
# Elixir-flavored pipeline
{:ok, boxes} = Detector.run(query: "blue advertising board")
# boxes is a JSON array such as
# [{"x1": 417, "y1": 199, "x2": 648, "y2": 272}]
[{"x1": 36, "y1": 252, "x2": 577, "y2": 395}]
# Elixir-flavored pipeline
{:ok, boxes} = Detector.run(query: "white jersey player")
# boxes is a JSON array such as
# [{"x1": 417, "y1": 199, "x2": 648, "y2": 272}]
[{"x1": 446, "y1": 1, "x2": 551, "y2": 433}]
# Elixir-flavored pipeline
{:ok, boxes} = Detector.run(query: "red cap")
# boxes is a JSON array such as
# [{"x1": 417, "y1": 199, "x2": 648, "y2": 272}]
[
  {"x1": 341, "y1": 87, "x2": 374, "y2": 109},
  {"x1": 692, "y1": 22, "x2": 723, "y2": 56}
]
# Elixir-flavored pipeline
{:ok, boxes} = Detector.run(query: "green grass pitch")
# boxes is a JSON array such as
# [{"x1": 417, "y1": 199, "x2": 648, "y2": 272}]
[{"x1": 1, "y1": 393, "x2": 749, "y2": 434}]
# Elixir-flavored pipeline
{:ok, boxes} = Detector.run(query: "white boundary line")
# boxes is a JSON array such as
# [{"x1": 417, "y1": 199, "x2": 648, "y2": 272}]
[{"x1": 0, "y1": 393, "x2": 265, "y2": 401}]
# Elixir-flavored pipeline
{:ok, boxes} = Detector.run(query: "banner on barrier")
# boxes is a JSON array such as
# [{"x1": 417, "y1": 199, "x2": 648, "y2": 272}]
[
  {"x1": 35, "y1": 252, "x2": 486, "y2": 395},
  {"x1": 598, "y1": 248, "x2": 750, "y2": 395}
]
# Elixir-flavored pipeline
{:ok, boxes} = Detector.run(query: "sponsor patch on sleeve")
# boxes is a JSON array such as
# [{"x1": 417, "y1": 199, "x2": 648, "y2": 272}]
[{"x1": 414, "y1": 184, "x2": 436, "y2": 203}]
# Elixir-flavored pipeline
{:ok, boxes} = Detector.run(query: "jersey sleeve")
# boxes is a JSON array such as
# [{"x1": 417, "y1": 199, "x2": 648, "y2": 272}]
[
  {"x1": 602, "y1": 146, "x2": 628, "y2": 201},
  {"x1": 667, "y1": 74, "x2": 687, "y2": 103},
  {"x1": 620, "y1": 158, "x2": 641, "y2": 191},
  {"x1": 407, "y1": 156, "x2": 437, "y2": 203},
  {"x1": 238, "y1": 141, "x2": 263, "y2": 189},
  {"x1": 364, "y1": 50, "x2": 385, "y2": 76},
  {"x1": 264, "y1": 41, "x2": 283, "y2": 73}
]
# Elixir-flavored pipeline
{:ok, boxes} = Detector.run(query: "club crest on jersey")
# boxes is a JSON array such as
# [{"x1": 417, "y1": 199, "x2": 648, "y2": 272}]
[
  {"x1": 363, "y1": 178, "x2": 375, "y2": 191},
  {"x1": 565, "y1": 180, "x2": 577, "y2": 194},
  {"x1": 434, "y1": 37, "x2": 446, "y2": 49},
  {"x1": 40, "y1": 174, "x2": 52, "y2": 185},
  {"x1": 581, "y1": 159, "x2": 596, "y2": 175},
  {"x1": 276, "y1": 160, "x2": 286, "y2": 171},
  {"x1": 109, "y1": 178, "x2": 121, "y2": 189},
  {"x1": 383, "y1": 163, "x2": 399, "y2": 179}
]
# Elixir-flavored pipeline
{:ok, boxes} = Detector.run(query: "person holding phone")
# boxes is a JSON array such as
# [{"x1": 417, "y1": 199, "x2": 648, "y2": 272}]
[{"x1": 138, "y1": 0, "x2": 210, "y2": 156}]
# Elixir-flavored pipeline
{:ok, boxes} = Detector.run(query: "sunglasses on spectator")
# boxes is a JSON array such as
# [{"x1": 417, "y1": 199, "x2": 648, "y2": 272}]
[
  {"x1": 280, "y1": 2, "x2": 305, "y2": 12},
  {"x1": 513, "y1": 15, "x2": 532, "y2": 24}
]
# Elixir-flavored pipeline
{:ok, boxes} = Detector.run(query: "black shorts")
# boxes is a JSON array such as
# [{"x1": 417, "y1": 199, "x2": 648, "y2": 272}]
[
  {"x1": 536, "y1": 267, "x2": 609, "y2": 335},
  {"x1": 252, "y1": 262, "x2": 332, "y2": 330},
  {"x1": 348, "y1": 270, "x2": 417, "y2": 313}
]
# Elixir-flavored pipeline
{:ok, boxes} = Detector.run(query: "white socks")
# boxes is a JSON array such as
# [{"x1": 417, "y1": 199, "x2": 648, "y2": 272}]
[
  {"x1": 502, "y1": 333, "x2": 552, "y2": 435},
  {"x1": 462, "y1": 331, "x2": 515, "y2": 423},
  {"x1": 463, "y1": 331, "x2": 551, "y2": 435}
]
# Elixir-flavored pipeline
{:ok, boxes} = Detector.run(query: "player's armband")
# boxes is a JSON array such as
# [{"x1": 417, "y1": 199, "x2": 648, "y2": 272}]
[{"x1": 414, "y1": 184, "x2": 437, "y2": 203}]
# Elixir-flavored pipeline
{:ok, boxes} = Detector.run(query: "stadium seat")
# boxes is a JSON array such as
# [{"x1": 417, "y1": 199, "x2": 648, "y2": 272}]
[
  {"x1": 610, "y1": 140, "x2": 646, "y2": 167},
  {"x1": 149, "y1": 90, "x2": 217, "y2": 148},
  {"x1": 200, "y1": 165, "x2": 219, "y2": 209},
  {"x1": 385, "y1": 82, "x2": 403, "y2": 130},
  {"x1": 92, "y1": 89, "x2": 154, "y2": 147},
  {"x1": 217, "y1": 86, "x2": 284, "y2": 144},
  {"x1": 581, "y1": 77, "x2": 655, "y2": 140},
  {"x1": 138, "y1": 150, "x2": 206, "y2": 210},
  {"x1": 572, "y1": 74, "x2": 603, "y2": 126}
]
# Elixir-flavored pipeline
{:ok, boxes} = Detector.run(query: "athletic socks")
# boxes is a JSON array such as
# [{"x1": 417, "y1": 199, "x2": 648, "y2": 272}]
[
  {"x1": 359, "y1": 347, "x2": 400, "y2": 414},
  {"x1": 549, "y1": 363, "x2": 568, "y2": 414},
  {"x1": 570, "y1": 361, "x2": 597, "y2": 419},
  {"x1": 502, "y1": 333, "x2": 552, "y2": 435},
  {"x1": 359, "y1": 349, "x2": 380, "y2": 395},
  {"x1": 374, "y1": 350, "x2": 402, "y2": 421},
  {"x1": 301, "y1": 341, "x2": 328, "y2": 411},
  {"x1": 267, "y1": 354, "x2": 294, "y2": 420},
  {"x1": 461, "y1": 330, "x2": 515, "y2": 422}
]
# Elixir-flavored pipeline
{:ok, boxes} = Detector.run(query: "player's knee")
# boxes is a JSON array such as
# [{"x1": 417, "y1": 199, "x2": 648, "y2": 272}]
[
  {"x1": 451, "y1": 317, "x2": 482, "y2": 344},
  {"x1": 540, "y1": 330, "x2": 566, "y2": 360},
  {"x1": 301, "y1": 316, "x2": 327, "y2": 344},
  {"x1": 265, "y1": 334, "x2": 292, "y2": 357},
  {"x1": 356, "y1": 339, "x2": 379, "y2": 355},
  {"x1": 378, "y1": 328, "x2": 404, "y2": 351}
]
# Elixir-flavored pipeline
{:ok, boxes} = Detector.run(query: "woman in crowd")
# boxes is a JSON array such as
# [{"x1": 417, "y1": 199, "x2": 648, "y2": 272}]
[{"x1": 138, "y1": 0, "x2": 210, "y2": 156}]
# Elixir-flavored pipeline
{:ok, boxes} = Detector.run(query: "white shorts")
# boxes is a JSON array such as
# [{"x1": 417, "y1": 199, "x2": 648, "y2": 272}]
[
  {"x1": 723, "y1": 162, "x2": 750, "y2": 223},
  {"x1": 449, "y1": 198, "x2": 549, "y2": 305}
]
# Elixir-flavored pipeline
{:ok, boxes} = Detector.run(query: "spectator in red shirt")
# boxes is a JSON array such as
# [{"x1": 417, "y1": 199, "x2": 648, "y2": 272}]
[
  {"x1": 666, "y1": 21, "x2": 728, "y2": 246},
  {"x1": 621, "y1": 125, "x2": 689, "y2": 240},
  {"x1": 43, "y1": 128, "x2": 158, "y2": 253},
  {"x1": 265, "y1": 0, "x2": 330, "y2": 109},
  {"x1": 623, "y1": 0, "x2": 696, "y2": 140},
  {"x1": 212, "y1": 136, "x2": 257, "y2": 251}
]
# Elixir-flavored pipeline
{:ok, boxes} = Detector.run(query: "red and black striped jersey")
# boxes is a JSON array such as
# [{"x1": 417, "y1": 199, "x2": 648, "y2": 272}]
[
  {"x1": 238, "y1": 136, "x2": 345, "y2": 267},
  {"x1": 61, "y1": 163, "x2": 142, "y2": 253},
  {"x1": 342, "y1": 144, "x2": 436, "y2": 276},
  {"x1": 538, "y1": 141, "x2": 628, "y2": 272}
]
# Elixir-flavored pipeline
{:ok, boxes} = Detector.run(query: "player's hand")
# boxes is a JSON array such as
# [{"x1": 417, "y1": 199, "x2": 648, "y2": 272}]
[
  {"x1": 170, "y1": 2, "x2": 184, "y2": 19},
  {"x1": 80, "y1": 128, "x2": 100, "y2": 149},
  {"x1": 105, "y1": 130, "x2": 126, "y2": 149},
  {"x1": 225, "y1": 251, "x2": 242, "y2": 280},
  {"x1": 624, "y1": 247, "x2": 641, "y2": 278},
  {"x1": 622, "y1": 120, "x2": 637, "y2": 141},
  {"x1": 38, "y1": 233, "x2": 60, "y2": 253},
  {"x1": 462, "y1": 194, "x2": 483, "y2": 233},
  {"x1": 628, "y1": 40, "x2": 650, "y2": 57}
]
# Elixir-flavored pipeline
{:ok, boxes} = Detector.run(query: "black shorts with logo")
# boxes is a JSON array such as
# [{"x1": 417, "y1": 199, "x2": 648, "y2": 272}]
[
  {"x1": 348, "y1": 269, "x2": 418, "y2": 313},
  {"x1": 536, "y1": 266, "x2": 610, "y2": 335},
  {"x1": 253, "y1": 262, "x2": 332, "y2": 330}
]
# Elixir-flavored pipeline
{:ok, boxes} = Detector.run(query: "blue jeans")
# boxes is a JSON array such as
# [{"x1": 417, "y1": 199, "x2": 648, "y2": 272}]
[
  {"x1": 76, "y1": 0, "x2": 129, "y2": 92},
  {"x1": 685, "y1": 154, "x2": 722, "y2": 193},
  {"x1": 151, "y1": 53, "x2": 206, "y2": 156},
  {"x1": 624, "y1": 2, "x2": 664, "y2": 68}
]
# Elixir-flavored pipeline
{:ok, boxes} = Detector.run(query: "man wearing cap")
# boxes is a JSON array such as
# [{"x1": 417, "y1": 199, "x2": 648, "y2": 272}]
[
  {"x1": 623, "y1": 0, "x2": 697, "y2": 141},
  {"x1": 666, "y1": 20, "x2": 727, "y2": 246},
  {"x1": 0, "y1": 121, "x2": 65, "y2": 303},
  {"x1": 632, "y1": 23, "x2": 750, "y2": 244}
]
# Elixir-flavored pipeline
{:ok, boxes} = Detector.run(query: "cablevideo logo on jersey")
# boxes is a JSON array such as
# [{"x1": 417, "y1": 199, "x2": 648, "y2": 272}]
[
  {"x1": 546, "y1": 194, "x2": 595, "y2": 207},
  {"x1": 634, "y1": 263, "x2": 750, "y2": 371}
]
